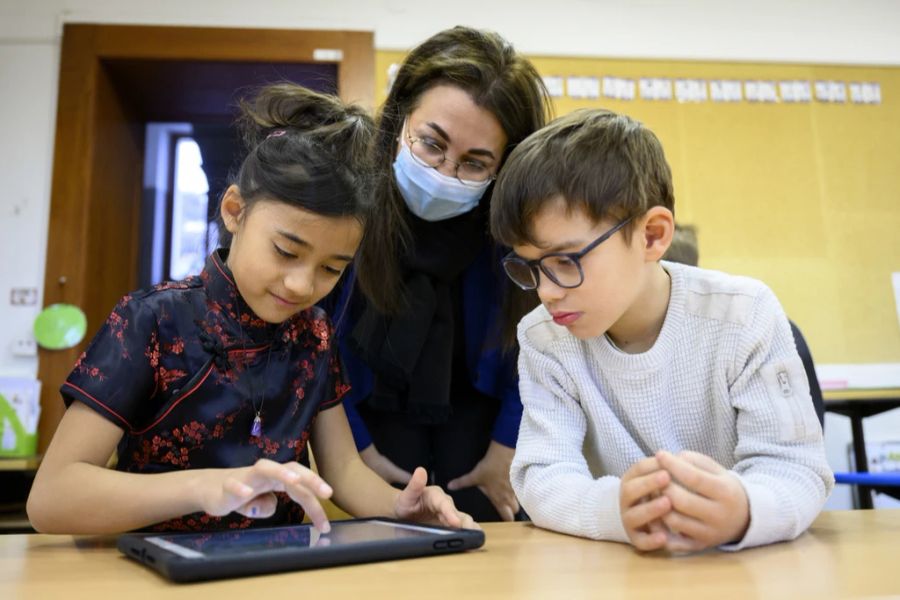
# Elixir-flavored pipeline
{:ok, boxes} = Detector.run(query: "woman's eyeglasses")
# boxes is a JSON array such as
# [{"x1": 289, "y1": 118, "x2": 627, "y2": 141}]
[{"x1": 405, "y1": 129, "x2": 496, "y2": 187}]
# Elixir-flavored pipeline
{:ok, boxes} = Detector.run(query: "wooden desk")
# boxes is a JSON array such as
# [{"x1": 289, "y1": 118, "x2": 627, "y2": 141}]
[
  {"x1": 824, "y1": 388, "x2": 900, "y2": 508},
  {"x1": 1, "y1": 510, "x2": 898, "y2": 598},
  {"x1": 0, "y1": 457, "x2": 40, "y2": 471}
]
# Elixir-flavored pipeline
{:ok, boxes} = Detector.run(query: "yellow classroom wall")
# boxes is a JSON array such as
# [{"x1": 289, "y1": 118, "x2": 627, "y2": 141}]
[{"x1": 375, "y1": 51, "x2": 900, "y2": 366}]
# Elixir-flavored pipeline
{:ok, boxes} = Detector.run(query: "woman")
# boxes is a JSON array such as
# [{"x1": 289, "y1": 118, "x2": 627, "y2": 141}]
[{"x1": 343, "y1": 26, "x2": 550, "y2": 522}]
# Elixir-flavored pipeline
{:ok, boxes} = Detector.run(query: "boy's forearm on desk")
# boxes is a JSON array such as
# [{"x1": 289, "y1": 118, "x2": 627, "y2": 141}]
[
  {"x1": 726, "y1": 459, "x2": 833, "y2": 550},
  {"x1": 513, "y1": 457, "x2": 629, "y2": 543}
]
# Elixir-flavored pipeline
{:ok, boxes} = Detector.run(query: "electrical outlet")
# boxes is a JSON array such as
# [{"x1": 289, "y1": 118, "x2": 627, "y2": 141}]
[
  {"x1": 11, "y1": 339, "x2": 37, "y2": 357},
  {"x1": 10, "y1": 288, "x2": 38, "y2": 306}
]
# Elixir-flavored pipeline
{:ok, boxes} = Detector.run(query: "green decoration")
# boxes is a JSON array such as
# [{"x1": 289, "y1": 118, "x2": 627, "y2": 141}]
[{"x1": 33, "y1": 303, "x2": 87, "y2": 350}]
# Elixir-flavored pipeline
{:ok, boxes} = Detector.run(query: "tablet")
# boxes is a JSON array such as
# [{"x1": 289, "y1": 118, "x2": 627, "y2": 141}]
[{"x1": 117, "y1": 517, "x2": 485, "y2": 582}]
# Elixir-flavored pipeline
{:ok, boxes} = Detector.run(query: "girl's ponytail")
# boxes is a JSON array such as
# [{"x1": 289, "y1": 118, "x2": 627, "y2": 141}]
[
  {"x1": 229, "y1": 83, "x2": 374, "y2": 225},
  {"x1": 237, "y1": 83, "x2": 372, "y2": 169}
]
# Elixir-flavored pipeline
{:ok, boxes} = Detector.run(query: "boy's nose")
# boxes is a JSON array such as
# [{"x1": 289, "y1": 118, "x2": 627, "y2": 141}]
[{"x1": 536, "y1": 275, "x2": 566, "y2": 303}]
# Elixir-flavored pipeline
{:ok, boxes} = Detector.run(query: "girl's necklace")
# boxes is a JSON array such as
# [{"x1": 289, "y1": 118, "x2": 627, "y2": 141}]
[{"x1": 237, "y1": 309, "x2": 275, "y2": 438}]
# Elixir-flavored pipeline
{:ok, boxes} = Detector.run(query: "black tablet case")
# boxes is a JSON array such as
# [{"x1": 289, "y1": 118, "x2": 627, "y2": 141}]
[{"x1": 117, "y1": 517, "x2": 485, "y2": 583}]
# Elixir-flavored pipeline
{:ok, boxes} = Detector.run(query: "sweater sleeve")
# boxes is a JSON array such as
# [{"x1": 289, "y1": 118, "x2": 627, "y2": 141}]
[
  {"x1": 510, "y1": 323, "x2": 629, "y2": 543},
  {"x1": 722, "y1": 286, "x2": 834, "y2": 551}
]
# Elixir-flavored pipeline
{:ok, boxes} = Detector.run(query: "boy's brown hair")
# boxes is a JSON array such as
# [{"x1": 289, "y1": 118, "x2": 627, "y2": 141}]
[{"x1": 490, "y1": 108, "x2": 674, "y2": 248}]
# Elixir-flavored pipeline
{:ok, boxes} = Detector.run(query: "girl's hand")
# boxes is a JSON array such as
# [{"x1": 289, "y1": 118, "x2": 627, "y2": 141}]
[
  {"x1": 359, "y1": 444, "x2": 413, "y2": 486},
  {"x1": 655, "y1": 450, "x2": 750, "y2": 553},
  {"x1": 199, "y1": 459, "x2": 334, "y2": 532},
  {"x1": 619, "y1": 456, "x2": 673, "y2": 551},
  {"x1": 395, "y1": 467, "x2": 479, "y2": 530},
  {"x1": 446, "y1": 441, "x2": 519, "y2": 521}
]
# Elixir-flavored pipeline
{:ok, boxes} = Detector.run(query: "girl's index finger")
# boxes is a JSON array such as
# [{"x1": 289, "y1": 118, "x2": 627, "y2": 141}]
[
  {"x1": 282, "y1": 461, "x2": 333, "y2": 498},
  {"x1": 247, "y1": 459, "x2": 332, "y2": 497},
  {"x1": 429, "y1": 489, "x2": 462, "y2": 529},
  {"x1": 241, "y1": 459, "x2": 296, "y2": 491}
]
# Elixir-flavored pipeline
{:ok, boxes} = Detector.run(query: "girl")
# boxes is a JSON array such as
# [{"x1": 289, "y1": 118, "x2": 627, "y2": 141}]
[
  {"x1": 26, "y1": 83, "x2": 474, "y2": 534},
  {"x1": 339, "y1": 27, "x2": 551, "y2": 522}
]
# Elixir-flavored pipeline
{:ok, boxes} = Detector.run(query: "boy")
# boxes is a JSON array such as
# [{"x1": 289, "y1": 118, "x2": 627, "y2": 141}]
[{"x1": 489, "y1": 109, "x2": 833, "y2": 552}]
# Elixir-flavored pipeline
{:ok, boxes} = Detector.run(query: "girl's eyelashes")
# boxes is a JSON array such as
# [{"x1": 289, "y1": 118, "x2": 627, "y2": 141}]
[
  {"x1": 273, "y1": 244, "x2": 296, "y2": 259},
  {"x1": 274, "y1": 241, "x2": 347, "y2": 276},
  {"x1": 276, "y1": 242, "x2": 345, "y2": 276}
]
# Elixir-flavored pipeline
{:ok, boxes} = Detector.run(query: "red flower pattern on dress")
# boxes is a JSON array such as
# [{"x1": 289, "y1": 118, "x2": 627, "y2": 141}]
[
  {"x1": 64, "y1": 251, "x2": 344, "y2": 532},
  {"x1": 253, "y1": 436, "x2": 281, "y2": 456},
  {"x1": 310, "y1": 318, "x2": 331, "y2": 352},
  {"x1": 106, "y1": 310, "x2": 130, "y2": 358},
  {"x1": 73, "y1": 354, "x2": 106, "y2": 381},
  {"x1": 158, "y1": 366, "x2": 188, "y2": 393},
  {"x1": 165, "y1": 338, "x2": 185, "y2": 355},
  {"x1": 145, "y1": 330, "x2": 160, "y2": 369},
  {"x1": 153, "y1": 280, "x2": 193, "y2": 292}
]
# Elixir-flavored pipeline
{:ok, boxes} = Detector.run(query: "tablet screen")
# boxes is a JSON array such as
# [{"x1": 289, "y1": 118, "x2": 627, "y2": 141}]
[{"x1": 145, "y1": 520, "x2": 454, "y2": 559}]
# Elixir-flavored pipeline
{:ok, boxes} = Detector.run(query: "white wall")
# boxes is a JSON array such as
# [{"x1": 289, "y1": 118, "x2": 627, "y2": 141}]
[
  {"x1": 5, "y1": 0, "x2": 900, "y2": 62},
  {"x1": 2, "y1": 0, "x2": 899, "y2": 506},
  {"x1": 0, "y1": 40, "x2": 58, "y2": 378}
]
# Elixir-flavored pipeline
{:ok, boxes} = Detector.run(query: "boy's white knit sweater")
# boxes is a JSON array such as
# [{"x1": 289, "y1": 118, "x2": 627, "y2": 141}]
[{"x1": 511, "y1": 261, "x2": 834, "y2": 550}]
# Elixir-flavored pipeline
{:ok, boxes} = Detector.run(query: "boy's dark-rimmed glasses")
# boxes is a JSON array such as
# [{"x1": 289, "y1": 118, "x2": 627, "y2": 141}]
[{"x1": 501, "y1": 217, "x2": 633, "y2": 290}]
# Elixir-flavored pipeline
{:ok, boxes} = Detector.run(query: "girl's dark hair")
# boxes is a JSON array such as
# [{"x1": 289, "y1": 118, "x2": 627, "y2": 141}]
[
  {"x1": 354, "y1": 26, "x2": 551, "y2": 347},
  {"x1": 228, "y1": 83, "x2": 374, "y2": 229}
]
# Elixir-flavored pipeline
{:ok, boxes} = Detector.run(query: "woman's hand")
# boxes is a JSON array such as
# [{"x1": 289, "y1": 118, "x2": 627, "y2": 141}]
[
  {"x1": 395, "y1": 467, "x2": 479, "y2": 530},
  {"x1": 359, "y1": 444, "x2": 413, "y2": 486},
  {"x1": 199, "y1": 458, "x2": 335, "y2": 532},
  {"x1": 446, "y1": 441, "x2": 519, "y2": 521}
]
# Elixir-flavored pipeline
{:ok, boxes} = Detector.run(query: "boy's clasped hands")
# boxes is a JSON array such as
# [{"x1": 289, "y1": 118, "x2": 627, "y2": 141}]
[
  {"x1": 202, "y1": 459, "x2": 477, "y2": 533},
  {"x1": 620, "y1": 450, "x2": 750, "y2": 553}
]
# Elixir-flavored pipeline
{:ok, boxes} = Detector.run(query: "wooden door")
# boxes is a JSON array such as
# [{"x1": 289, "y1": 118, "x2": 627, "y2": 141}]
[{"x1": 38, "y1": 24, "x2": 374, "y2": 451}]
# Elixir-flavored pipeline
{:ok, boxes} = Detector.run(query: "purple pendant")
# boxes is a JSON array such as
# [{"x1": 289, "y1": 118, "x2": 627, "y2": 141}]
[{"x1": 251, "y1": 414, "x2": 262, "y2": 437}]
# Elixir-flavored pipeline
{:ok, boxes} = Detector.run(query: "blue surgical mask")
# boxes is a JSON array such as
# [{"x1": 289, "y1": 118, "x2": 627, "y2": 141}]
[{"x1": 393, "y1": 142, "x2": 491, "y2": 222}]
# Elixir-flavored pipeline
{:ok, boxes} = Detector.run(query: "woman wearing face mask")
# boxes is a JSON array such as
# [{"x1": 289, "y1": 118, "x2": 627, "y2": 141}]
[{"x1": 338, "y1": 26, "x2": 550, "y2": 522}]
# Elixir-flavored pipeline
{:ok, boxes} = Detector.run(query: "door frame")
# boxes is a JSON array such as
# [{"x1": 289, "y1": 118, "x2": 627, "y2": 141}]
[{"x1": 38, "y1": 24, "x2": 374, "y2": 451}]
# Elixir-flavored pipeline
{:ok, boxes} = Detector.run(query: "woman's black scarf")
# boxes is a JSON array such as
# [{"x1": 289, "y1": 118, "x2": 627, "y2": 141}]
[{"x1": 350, "y1": 204, "x2": 487, "y2": 423}]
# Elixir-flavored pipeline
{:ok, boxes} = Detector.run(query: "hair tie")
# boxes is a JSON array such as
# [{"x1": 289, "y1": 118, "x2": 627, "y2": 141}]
[{"x1": 267, "y1": 129, "x2": 287, "y2": 139}]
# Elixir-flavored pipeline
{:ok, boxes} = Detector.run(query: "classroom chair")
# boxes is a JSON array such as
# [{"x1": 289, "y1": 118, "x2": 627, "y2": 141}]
[
  {"x1": 793, "y1": 323, "x2": 900, "y2": 505},
  {"x1": 790, "y1": 322, "x2": 824, "y2": 429},
  {"x1": 833, "y1": 472, "x2": 900, "y2": 487}
]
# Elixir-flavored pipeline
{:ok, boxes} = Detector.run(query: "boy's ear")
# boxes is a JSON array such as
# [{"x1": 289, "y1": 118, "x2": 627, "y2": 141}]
[
  {"x1": 641, "y1": 206, "x2": 675, "y2": 263},
  {"x1": 220, "y1": 185, "x2": 246, "y2": 234}
]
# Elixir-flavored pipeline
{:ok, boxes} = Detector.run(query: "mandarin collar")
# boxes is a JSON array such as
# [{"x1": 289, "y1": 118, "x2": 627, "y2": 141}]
[{"x1": 201, "y1": 249, "x2": 281, "y2": 344}]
